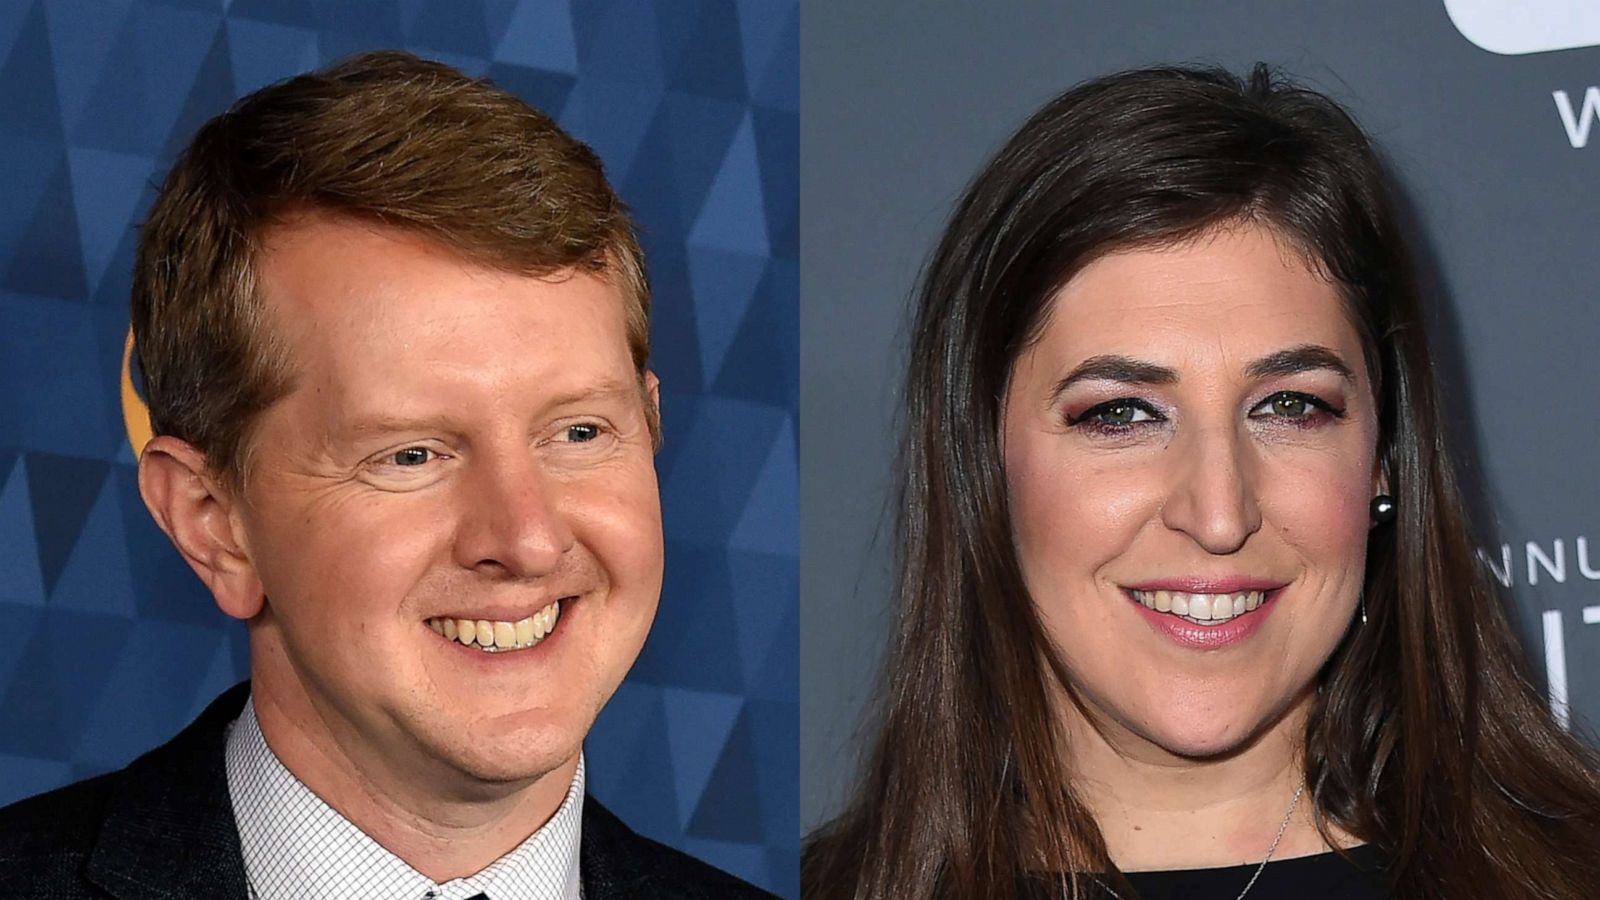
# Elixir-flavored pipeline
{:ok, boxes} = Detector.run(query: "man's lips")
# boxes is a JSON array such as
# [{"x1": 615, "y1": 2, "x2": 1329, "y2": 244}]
[
  {"x1": 426, "y1": 593, "x2": 581, "y2": 622},
  {"x1": 425, "y1": 597, "x2": 571, "y2": 654}
]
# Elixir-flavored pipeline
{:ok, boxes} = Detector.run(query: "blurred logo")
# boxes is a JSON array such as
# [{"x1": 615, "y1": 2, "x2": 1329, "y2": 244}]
[
  {"x1": 121, "y1": 330, "x2": 152, "y2": 457},
  {"x1": 1481, "y1": 536, "x2": 1600, "y2": 731},
  {"x1": 1554, "y1": 86, "x2": 1600, "y2": 147},
  {"x1": 1443, "y1": 0, "x2": 1600, "y2": 54}
]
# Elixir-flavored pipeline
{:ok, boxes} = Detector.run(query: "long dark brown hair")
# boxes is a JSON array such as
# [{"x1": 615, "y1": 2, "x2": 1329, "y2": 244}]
[{"x1": 803, "y1": 64, "x2": 1600, "y2": 898}]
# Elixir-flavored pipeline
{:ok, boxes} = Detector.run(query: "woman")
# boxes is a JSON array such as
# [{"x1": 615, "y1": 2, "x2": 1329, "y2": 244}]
[{"x1": 802, "y1": 65, "x2": 1600, "y2": 899}]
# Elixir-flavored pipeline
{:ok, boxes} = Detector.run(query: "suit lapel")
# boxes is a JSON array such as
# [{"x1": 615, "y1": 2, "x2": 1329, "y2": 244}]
[
  {"x1": 84, "y1": 682, "x2": 252, "y2": 900},
  {"x1": 580, "y1": 795, "x2": 664, "y2": 899}
]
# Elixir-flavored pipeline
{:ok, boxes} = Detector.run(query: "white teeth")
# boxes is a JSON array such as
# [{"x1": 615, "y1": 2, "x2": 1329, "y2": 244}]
[
  {"x1": 1131, "y1": 589, "x2": 1267, "y2": 626},
  {"x1": 426, "y1": 600, "x2": 564, "y2": 653}
]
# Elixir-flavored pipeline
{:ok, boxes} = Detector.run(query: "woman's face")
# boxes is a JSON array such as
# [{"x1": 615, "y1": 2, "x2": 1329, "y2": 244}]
[{"x1": 1001, "y1": 223, "x2": 1382, "y2": 760}]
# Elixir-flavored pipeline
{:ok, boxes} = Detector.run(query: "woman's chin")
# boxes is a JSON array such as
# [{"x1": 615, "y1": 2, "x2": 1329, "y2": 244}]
[
  {"x1": 1152, "y1": 728, "x2": 1257, "y2": 761},
  {"x1": 1118, "y1": 705, "x2": 1279, "y2": 761}
]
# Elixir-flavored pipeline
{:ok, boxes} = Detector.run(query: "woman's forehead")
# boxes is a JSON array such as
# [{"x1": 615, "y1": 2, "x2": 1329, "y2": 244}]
[{"x1": 1031, "y1": 224, "x2": 1361, "y2": 370}]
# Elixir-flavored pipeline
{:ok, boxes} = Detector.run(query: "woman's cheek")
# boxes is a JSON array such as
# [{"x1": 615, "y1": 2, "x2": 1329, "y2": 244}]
[{"x1": 1262, "y1": 453, "x2": 1373, "y2": 558}]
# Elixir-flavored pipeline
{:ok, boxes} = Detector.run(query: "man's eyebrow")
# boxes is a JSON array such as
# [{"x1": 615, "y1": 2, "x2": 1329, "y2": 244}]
[
  {"x1": 1242, "y1": 344, "x2": 1355, "y2": 383},
  {"x1": 339, "y1": 380, "x2": 646, "y2": 441},
  {"x1": 339, "y1": 414, "x2": 459, "y2": 441},
  {"x1": 541, "y1": 379, "x2": 648, "y2": 409},
  {"x1": 1051, "y1": 355, "x2": 1180, "y2": 399}
]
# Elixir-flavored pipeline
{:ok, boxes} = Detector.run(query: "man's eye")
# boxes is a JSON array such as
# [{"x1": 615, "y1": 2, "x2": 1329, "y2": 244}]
[
  {"x1": 389, "y1": 447, "x2": 434, "y2": 466},
  {"x1": 566, "y1": 424, "x2": 601, "y2": 443}
]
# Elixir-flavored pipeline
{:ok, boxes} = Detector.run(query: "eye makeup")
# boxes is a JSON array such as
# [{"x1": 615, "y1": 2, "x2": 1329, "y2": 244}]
[
  {"x1": 1246, "y1": 389, "x2": 1347, "y2": 429},
  {"x1": 1061, "y1": 387, "x2": 1349, "y2": 440},
  {"x1": 1063, "y1": 397, "x2": 1168, "y2": 438}
]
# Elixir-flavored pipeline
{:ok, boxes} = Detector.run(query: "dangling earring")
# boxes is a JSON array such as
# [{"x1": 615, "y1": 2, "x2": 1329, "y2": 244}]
[
  {"x1": 1362, "y1": 494, "x2": 1394, "y2": 626},
  {"x1": 1370, "y1": 494, "x2": 1396, "y2": 525}
]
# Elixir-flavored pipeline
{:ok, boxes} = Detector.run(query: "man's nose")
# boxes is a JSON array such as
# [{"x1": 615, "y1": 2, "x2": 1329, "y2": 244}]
[
  {"x1": 455, "y1": 454, "x2": 575, "y2": 577},
  {"x1": 1159, "y1": 423, "x2": 1262, "y2": 555}
]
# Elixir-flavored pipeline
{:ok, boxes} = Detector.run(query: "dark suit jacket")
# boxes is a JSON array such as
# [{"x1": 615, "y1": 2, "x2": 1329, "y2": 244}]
[{"x1": 0, "y1": 683, "x2": 776, "y2": 899}]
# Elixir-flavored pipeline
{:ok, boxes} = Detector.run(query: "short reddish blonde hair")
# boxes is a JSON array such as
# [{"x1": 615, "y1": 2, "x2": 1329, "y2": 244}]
[{"x1": 131, "y1": 50, "x2": 651, "y2": 488}]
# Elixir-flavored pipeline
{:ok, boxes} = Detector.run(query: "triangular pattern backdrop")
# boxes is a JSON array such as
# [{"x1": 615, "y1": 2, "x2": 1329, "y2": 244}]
[{"x1": 0, "y1": 0, "x2": 798, "y2": 896}]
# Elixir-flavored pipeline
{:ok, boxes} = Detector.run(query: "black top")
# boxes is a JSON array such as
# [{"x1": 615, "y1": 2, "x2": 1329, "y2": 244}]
[
  {"x1": 1105, "y1": 845, "x2": 1388, "y2": 899},
  {"x1": 0, "y1": 681, "x2": 774, "y2": 899}
]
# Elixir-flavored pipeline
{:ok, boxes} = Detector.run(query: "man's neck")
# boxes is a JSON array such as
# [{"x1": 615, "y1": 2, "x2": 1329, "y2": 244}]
[
  {"x1": 250, "y1": 675, "x2": 578, "y2": 881},
  {"x1": 1063, "y1": 691, "x2": 1347, "y2": 872}
]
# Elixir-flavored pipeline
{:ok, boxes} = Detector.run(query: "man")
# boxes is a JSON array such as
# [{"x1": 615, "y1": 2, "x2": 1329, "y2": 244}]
[{"x1": 0, "y1": 51, "x2": 773, "y2": 899}]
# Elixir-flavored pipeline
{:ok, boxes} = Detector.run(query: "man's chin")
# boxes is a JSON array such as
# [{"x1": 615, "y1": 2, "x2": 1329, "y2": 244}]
[
  {"x1": 426, "y1": 737, "x2": 583, "y2": 797},
  {"x1": 413, "y1": 709, "x2": 591, "y2": 788}
]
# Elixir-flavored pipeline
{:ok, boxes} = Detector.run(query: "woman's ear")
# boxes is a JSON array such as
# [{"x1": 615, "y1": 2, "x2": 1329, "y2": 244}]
[{"x1": 136, "y1": 436, "x2": 265, "y2": 620}]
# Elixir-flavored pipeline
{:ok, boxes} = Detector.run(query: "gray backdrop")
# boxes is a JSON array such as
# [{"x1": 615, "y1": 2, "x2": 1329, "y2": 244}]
[{"x1": 800, "y1": 0, "x2": 1600, "y2": 832}]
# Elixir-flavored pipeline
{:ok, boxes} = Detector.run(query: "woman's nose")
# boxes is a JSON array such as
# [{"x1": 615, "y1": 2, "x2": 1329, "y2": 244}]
[{"x1": 1159, "y1": 424, "x2": 1263, "y2": 555}]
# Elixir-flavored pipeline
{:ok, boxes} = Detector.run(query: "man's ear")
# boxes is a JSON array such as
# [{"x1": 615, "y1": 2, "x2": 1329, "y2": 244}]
[{"x1": 137, "y1": 436, "x2": 264, "y2": 620}]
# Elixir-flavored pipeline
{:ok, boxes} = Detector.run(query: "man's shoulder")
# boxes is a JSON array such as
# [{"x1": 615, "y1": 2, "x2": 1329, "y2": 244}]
[
  {"x1": 0, "y1": 769, "x2": 121, "y2": 893},
  {"x1": 581, "y1": 796, "x2": 779, "y2": 899},
  {"x1": 0, "y1": 683, "x2": 251, "y2": 898}
]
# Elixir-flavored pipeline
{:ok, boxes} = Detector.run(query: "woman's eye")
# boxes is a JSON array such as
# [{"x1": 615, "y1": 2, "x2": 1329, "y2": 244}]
[
  {"x1": 389, "y1": 447, "x2": 434, "y2": 466},
  {"x1": 1268, "y1": 394, "x2": 1310, "y2": 417},
  {"x1": 1095, "y1": 403, "x2": 1150, "y2": 426},
  {"x1": 1062, "y1": 397, "x2": 1164, "y2": 432},
  {"x1": 565, "y1": 423, "x2": 602, "y2": 443},
  {"x1": 1070, "y1": 400, "x2": 1159, "y2": 428},
  {"x1": 1252, "y1": 391, "x2": 1339, "y2": 421}
]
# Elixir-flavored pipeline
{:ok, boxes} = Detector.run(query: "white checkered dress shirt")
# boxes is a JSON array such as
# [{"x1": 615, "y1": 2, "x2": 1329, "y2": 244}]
[{"x1": 225, "y1": 699, "x2": 584, "y2": 900}]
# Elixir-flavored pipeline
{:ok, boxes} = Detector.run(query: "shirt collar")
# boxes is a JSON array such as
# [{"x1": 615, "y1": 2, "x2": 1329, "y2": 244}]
[{"x1": 224, "y1": 697, "x2": 584, "y2": 900}]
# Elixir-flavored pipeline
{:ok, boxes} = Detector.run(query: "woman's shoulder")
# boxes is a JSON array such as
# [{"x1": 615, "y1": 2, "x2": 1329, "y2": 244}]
[{"x1": 1115, "y1": 844, "x2": 1388, "y2": 899}]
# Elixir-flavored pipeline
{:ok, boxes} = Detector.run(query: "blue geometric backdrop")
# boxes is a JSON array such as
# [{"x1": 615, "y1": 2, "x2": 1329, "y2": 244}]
[{"x1": 0, "y1": 1, "x2": 797, "y2": 895}]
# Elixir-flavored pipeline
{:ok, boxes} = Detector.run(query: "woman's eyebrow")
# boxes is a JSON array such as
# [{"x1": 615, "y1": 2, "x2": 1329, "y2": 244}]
[
  {"x1": 1052, "y1": 355, "x2": 1179, "y2": 399},
  {"x1": 1050, "y1": 344, "x2": 1355, "y2": 402},
  {"x1": 1243, "y1": 344, "x2": 1355, "y2": 383}
]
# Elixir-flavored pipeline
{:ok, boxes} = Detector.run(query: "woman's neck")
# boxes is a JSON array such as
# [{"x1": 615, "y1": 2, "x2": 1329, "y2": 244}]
[{"x1": 1061, "y1": 690, "x2": 1353, "y2": 871}]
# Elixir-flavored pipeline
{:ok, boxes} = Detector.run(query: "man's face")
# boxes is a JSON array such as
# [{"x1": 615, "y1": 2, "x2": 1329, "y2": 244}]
[{"x1": 234, "y1": 215, "x2": 662, "y2": 790}]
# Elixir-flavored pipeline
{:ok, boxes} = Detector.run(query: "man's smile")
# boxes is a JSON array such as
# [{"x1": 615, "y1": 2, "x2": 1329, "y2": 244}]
[{"x1": 426, "y1": 597, "x2": 567, "y2": 653}]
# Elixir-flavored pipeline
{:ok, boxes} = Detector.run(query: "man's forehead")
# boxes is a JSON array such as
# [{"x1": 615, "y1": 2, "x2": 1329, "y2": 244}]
[
  {"x1": 252, "y1": 216, "x2": 629, "y2": 344},
  {"x1": 255, "y1": 212, "x2": 623, "y2": 304}
]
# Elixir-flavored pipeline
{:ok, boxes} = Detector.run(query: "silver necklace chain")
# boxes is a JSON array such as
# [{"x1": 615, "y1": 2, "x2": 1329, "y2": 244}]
[{"x1": 1093, "y1": 779, "x2": 1306, "y2": 900}]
